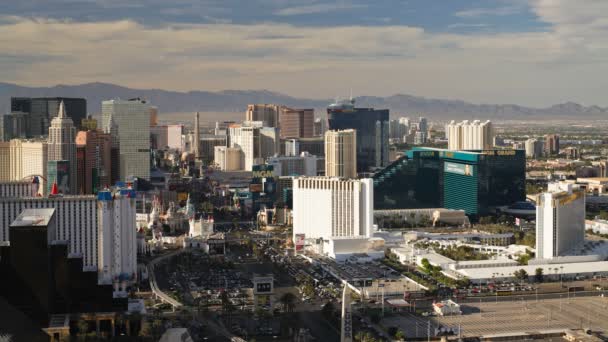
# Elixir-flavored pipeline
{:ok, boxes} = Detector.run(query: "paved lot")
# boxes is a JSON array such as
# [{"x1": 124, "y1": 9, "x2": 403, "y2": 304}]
[{"x1": 383, "y1": 296, "x2": 608, "y2": 338}]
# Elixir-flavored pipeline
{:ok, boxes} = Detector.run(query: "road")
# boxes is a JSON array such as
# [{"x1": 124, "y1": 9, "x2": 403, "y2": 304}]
[{"x1": 147, "y1": 249, "x2": 186, "y2": 309}]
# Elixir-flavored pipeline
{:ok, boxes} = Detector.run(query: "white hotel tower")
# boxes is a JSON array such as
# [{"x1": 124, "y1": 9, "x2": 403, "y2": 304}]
[
  {"x1": 447, "y1": 120, "x2": 494, "y2": 151},
  {"x1": 293, "y1": 177, "x2": 373, "y2": 240},
  {"x1": 536, "y1": 182, "x2": 585, "y2": 260}
]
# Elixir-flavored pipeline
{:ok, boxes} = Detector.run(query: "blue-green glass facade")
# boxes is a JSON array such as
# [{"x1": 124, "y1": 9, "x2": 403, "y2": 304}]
[{"x1": 373, "y1": 147, "x2": 525, "y2": 218}]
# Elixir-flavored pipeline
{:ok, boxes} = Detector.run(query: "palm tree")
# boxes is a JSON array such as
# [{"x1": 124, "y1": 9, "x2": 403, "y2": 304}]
[{"x1": 279, "y1": 292, "x2": 297, "y2": 313}]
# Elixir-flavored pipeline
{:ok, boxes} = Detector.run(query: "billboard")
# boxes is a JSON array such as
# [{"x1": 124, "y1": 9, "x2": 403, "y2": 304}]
[
  {"x1": 252, "y1": 164, "x2": 274, "y2": 181},
  {"x1": 47, "y1": 160, "x2": 70, "y2": 194},
  {"x1": 249, "y1": 183, "x2": 263, "y2": 193},
  {"x1": 295, "y1": 233, "x2": 305, "y2": 252},
  {"x1": 444, "y1": 162, "x2": 474, "y2": 177}
]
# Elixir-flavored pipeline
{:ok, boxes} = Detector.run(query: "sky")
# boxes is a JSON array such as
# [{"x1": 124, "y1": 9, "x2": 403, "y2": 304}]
[{"x1": 1, "y1": 0, "x2": 608, "y2": 106}]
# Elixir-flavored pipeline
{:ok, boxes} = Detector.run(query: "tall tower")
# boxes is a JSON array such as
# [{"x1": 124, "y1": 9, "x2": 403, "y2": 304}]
[
  {"x1": 325, "y1": 129, "x2": 357, "y2": 178},
  {"x1": 47, "y1": 101, "x2": 77, "y2": 194},
  {"x1": 194, "y1": 112, "x2": 201, "y2": 160},
  {"x1": 104, "y1": 113, "x2": 120, "y2": 184},
  {"x1": 102, "y1": 99, "x2": 150, "y2": 181}
]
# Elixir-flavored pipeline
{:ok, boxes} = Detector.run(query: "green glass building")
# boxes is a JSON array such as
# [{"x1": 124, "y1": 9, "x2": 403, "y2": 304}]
[{"x1": 373, "y1": 147, "x2": 525, "y2": 219}]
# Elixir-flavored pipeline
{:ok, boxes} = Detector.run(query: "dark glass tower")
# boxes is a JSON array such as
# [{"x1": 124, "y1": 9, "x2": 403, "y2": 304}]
[
  {"x1": 9, "y1": 97, "x2": 87, "y2": 136},
  {"x1": 327, "y1": 99, "x2": 389, "y2": 173}
]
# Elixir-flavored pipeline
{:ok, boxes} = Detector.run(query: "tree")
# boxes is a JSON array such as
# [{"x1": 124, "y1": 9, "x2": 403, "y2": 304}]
[
  {"x1": 395, "y1": 330, "x2": 406, "y2": 341},
  {"x1": 514, "y1": 269, "x2": 528, "y2": 282},
  {"x1": 302, "y1": 281, "x2": 315, "y2": 299},
  {"x1": 279, "y1": 292, "x2": 297, "y2": 313},
  {"x1": 535, "y1": 268, "x2": 544, "y2": 283}
]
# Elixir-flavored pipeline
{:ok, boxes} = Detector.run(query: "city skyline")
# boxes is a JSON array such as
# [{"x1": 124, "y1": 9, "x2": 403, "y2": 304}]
[{"x1": 1, "y1": 1, "x2": 608, "y2": 106}]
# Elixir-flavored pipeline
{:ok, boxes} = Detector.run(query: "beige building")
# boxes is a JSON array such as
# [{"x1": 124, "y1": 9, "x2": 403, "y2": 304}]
[
  {"x1": 0, "y1": 142, "x2": 9, "y2": 181},
  {"x1": 279, "y1": 108, "x2": 314, "y2": 139},
  {"x1": 447, "y1": 120, "x2": 494, "y2": 151},
  {"x1": 325, "y1": 129, "x2": 356, "y2": 178},
  {"x1": 245, "y1": 104, "x2": 282, "y2": 128},
  {"x1": 47, "y1": 101, "x2": 77, "y2": 194},
  {"x1": 214, "y1": 146, "x2": 243, "y2": 171},
  {"x1": 9, "y1": 139, "x2": 48, "y2": 195}
]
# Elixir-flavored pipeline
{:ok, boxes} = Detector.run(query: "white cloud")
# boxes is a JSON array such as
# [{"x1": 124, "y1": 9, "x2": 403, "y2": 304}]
[
  {"x1": 2, "y1": 8, "x2": 608, "y2": 106},
  {"x1": 274, "y1": 3, "x2": 367, "y2": 16},
  {"x1": 454, "y1": 6, "x2": 522, "y2": 18}
]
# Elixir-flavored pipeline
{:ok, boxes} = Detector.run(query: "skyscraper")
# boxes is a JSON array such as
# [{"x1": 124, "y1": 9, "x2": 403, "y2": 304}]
[
  {"x1": 545, "y1": 134, "x2": 560, "y2": 156},
  {"x1": 102, "y1": 99, "x2": 150, "y2": 180},
  {"x1": 525, "y1": 138, "x2": 544, "y2": 159},
  {"x1": 75, "y1": 130, "x2": 112, "y2": 194},
  {"x1": 194, "y1": 112, "x2": 201, "y2": 160},
  {"x1": 536, "y1": 182, "x2": 585, "y2": 259},
  {"x1": 327, "y1": 99, "x2": 389, "y2": 172},
  {"x1": 446, "y1": 120, "x2": 494, "y2": 151},
  {"x1": 279, "y1": 108, "x2": 314, "y2": 139},
  {"x1": 246, "y1": 104, "x2": 282, "y2": 128},
  {"x1": 47, "y1": 101, "x2": 77, "y2": 194},
  {"x1": 325, "y1": 129, "x2": 357, "y2": 179},
  {"x1": 10, "y1": 97, "x2": 87, "y2": 136},
  {"x1": 9, "y1": 139, "x2": 48, "y2": 194},
  {"x1": 293, "y1": 177, "x2": 373, "y2": 241},
  {"x1": 103, "y1": 113, "x2": 121, "y2": 185}
]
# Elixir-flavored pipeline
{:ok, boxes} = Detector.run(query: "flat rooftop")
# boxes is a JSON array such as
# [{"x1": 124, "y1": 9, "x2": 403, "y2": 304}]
[{"x1": 10, "y1": 208, "x2": 55, "y2": 227}]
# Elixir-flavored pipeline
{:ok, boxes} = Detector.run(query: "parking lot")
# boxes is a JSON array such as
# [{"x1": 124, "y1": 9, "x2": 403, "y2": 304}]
[{"x1": 383, "y1": 295, "x2": 608, "y2": 338}]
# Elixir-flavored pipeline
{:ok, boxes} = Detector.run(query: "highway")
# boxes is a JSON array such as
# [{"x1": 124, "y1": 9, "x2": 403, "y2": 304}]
[{"x1": 147, "y1": 249, "x2": 185, "y2": 309}]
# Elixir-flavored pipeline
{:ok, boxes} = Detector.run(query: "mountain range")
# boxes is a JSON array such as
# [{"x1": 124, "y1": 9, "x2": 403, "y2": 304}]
[{"x1": 0, "y1": 82, "x2": 605, "y2": 119}]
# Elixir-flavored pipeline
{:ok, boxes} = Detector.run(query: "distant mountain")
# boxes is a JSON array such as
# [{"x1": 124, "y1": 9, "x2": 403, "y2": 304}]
[{"x1": 0, "y1": 82, "x2": 605, "y2": 119}]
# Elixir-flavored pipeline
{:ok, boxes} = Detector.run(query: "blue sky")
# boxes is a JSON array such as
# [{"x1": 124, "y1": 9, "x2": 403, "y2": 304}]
[{"x1": 1, "y1": 0, "x2": 608, "y2": 106}]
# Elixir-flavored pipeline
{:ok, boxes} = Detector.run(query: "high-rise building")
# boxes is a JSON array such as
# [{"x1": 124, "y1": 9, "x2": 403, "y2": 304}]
[
  {"x1": 260, "y1": 126, "x2": 280, "y2": 158},
  {"x1": 194, "y1": 112, "x2": 201, "y2": 160},
  {"x1": 327, "y1": 99, "x2": 389, "y2": 172},
  {"x1": 313, "y1": 118, "x2": 327, "y2": 137},
  {"x1": 200, "y1": 135, "x2": 227, "y2": 165},
  {"x1": 149, "y1": 106, "x2": 158, "y2": 126},
  {"x1": 545, "y1": 134, "x2": 560, "y2": 156},
  {"x1": 103, "y1": 113, "x2": 121, "y2": 185},
  {"x1": 293, "y1": 177, "x2": 373, "y2": 241},
  {"x1": 246, "y1": 104, "x2": 282, "y2": 128},
  {"x1": 228, "y1": 122, "x2": 277, "y2": 170},
  {"x1": 279, "y1": 108, "x2": 314, "y2": 139},
  {"x1": 0, "y1": 208, "x2": 128, "y2": 331},
  {"x1": 9, "y1": 139, "x2": 48, "y2": 194},
  {"x1": 47, "y1": 101, "x2": 77, "y2": 194},
  {"x1": 536, "y1": 182, "x2": 585, "y2": 259},
  {"x1": 167, "y1": 124, "x2": 184, "y2": 150},
  {"x1": 525, "y1": 138, "x2": 544, "y2": 159},
  {"x1": 446, "y1": 120, "x2": 494, "y2": 150},
  {"x1": 325, "y1": 129, "x2": 357, "y2": 179},
  {"x1": 10, "y1": 97, "x2": 87, "y2": 136},
  {"x1": 389, "y1": 119, "x2": 408, "y2": 141},
  {"x1": 81, "y1": 116, "x2": 98, "y2": 131},
  {"x1": 97, "y1": 189, "x2": 137, "y2": 284},
  {"x1": 1, "y1": 112, "x2": 28, "y2": 140},
  {"x1": 214, "y1": 146, "x2": 243, "y2": 171},
  {"x1": 102, "y1": 98, "x2": 151, "y2": 180},
  {"x1": 0, "y1": 141, "x2": 9, "y2": 181},
  {"x1": 75, "y1": 130, "x2": 112, "y2": 194},
  {"x1": 418, "y1": 117, "x2": 428, "y2": 134},
  {"x1": 373, "y1": 147, "x2": 526, "y2": 218},
  {"x1": 150, "y1": 125, "x2": 168, "y2": 150},
  {"x1": 0, "y1": 195, "x2": 98, "y2": 268}
]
